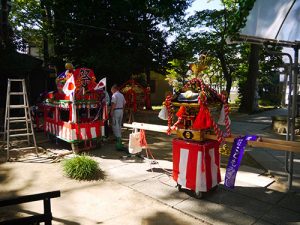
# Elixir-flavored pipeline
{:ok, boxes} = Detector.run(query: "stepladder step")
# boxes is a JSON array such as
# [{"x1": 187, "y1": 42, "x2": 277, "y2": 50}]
[
  {"x1": 9, "y1": 92, "x2": 25, "y2": 95},
  {"x1": 9, "y1": 105, "x2": 29, "y2": 109},
  {"x1": 5, "y1": 146, "x2": 38, "y2": 151},
  {"x1": 8, "y1": 119, "x2": 32, "y2": 123},
  {"x1": 8, "y1": 116, "x2": 27, "y2": 120},
  {"x1": 8, "y1": 79, "x2": 25, "y2": 82},
  {"x1": 9, "y1": 133, "x2": 34, "y2": 138},
  {"x1": 9, "y1": 128, "x2": 30, "y2": 132}
]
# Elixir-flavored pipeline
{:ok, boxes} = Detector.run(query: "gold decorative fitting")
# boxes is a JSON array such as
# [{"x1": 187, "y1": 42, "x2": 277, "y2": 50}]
[{"x1": 176, "y1": 129, "x2": 205, "y2": 141}]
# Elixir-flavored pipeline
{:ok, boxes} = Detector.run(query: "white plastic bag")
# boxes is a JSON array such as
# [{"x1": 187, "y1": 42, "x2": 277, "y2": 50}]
[
  {"x1": 158, "y1": 105, "x2": 168, "y2": 120},
  {"x1": 128, "y1": 130, "x2": 142, "y2": 154}
]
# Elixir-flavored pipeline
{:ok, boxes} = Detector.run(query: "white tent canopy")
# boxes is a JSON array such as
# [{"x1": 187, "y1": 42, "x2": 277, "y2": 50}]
[{"x1": 240, "y1": 0, "x2": 300, "y2": 45}]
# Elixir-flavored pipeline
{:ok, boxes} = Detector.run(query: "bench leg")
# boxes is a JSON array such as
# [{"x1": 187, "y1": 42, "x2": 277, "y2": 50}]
[{"x1": 44, "y1": 198, "x2": 52, "y2": 225}]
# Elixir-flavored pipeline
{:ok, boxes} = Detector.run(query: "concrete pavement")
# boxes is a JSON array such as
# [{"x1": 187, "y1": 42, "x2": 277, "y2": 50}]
[
  {"x1": 0, "y1": 108, "x2": 300, "y2": 224},
  {"x1": 230, "y1": 108, "x2": 300, "y2": 191}
]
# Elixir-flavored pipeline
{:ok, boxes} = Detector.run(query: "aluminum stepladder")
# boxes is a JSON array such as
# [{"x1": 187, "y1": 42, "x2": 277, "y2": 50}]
[{"x1": 3, "y1": 79, "x2": 38, "y2": 161}]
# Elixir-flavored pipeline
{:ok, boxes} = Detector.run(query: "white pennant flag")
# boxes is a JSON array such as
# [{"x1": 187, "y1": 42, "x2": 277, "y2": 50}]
[
  {"x1": 94, "y1": 77, "x2": 106, "y2": 90},
  {"x1": 63, "y1": 75, "x2": 76, "y2": 101},
  {"x1": 217, "y1": 105, "x2": 231, "y2": 126},
  {"x1": 158, "y1": 105, "x2": 168, "y2": 120}
]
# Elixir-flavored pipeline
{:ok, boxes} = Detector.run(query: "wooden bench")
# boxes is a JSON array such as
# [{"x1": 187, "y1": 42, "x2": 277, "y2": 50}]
[{"x1": 0, "y1": 190, "x2": 61, "y2": 225}]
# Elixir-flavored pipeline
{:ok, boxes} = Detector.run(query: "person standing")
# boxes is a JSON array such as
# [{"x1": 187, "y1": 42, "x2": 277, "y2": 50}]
[{"x1": 110, "y1": 84, "x2": 126, "y2": 150}]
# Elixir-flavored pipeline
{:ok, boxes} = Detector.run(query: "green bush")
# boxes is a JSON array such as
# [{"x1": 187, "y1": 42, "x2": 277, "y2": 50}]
[{"x1": 62, "y1": 155, "x2": 102, "y2": 180}]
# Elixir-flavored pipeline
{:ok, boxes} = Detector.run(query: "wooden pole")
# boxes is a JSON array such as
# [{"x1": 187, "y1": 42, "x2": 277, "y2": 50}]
[{"x1": 123, "y1": 122, "x2": 300, "y2": 153}]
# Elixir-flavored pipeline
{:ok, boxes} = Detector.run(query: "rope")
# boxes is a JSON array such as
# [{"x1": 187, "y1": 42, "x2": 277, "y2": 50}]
[
  {"x1": 199, "y1": 79, "x2": 232, "y2": 139},
  {"x1": 165, "y1": 95, "x2": 173, "y2": 135},
  {"x1": 167, "y1": 78, "x2": 231, "y2": 142},
  {"x1": 171, "y1": 117, "x2": 182, "y2": 131},
  {"x1": 221, "y1": 94, "x2": 231, "y2": 137},
  {"x1": 211, "y1": 118, "x2": 224, "y2": 143}
]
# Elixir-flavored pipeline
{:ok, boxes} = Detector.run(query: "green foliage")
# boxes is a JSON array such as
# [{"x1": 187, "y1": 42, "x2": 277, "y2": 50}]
[
  {"x1": 165, "y1": 55, "x2": 217, "y2": 91},
  {"x1": 62, "y1": 155, "x2": 102, "y2": 180},
  {"x1": 167, "y1": 0, "x2": 282, "y2": 113},
  {"x1": 165, "y1": 59, "x2": 187, "y2": 91},
  {"x1": 238, "y1": 44, "x2": 283, "y2": 112},
  {"x1": 223, "y1": 0, "x2": 256, "y2": 36},
  {"x1": 9, "y1": 0, "x2": 45, "y2": 52},
  {"x1": 9, "y1": 0, "x2": 192, "y2": 84},
  {"x1": 170, "y1": 8, "x2": 247, "y2": 94}
]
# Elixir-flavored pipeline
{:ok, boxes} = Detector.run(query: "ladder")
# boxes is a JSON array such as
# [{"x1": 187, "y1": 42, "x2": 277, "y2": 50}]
[{"x1": 3, "y1": 79, "x2": 38, "y2": 161}]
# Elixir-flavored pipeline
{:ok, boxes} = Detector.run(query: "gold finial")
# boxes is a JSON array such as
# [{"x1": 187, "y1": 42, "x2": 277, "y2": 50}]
[{"x1": 65, "y1": 63, "x2": 74, "y2": 70}]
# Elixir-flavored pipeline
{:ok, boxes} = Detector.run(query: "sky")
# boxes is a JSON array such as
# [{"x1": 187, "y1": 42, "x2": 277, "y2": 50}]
[
  {"x1": 186, "y1": 0, "x2": 223, "y2": 15},
  {"x1": 165, "y1": 0, "x2": 222, "y2": 43}
]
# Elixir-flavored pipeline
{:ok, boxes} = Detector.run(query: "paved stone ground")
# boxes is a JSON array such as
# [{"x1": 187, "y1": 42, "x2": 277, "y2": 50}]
[
  {"x1": 0, "y1": 108, "x2": 300, "y2": 225},
  {"x1": 229, "y1": 108, "x2": 300, "y2": 191}
]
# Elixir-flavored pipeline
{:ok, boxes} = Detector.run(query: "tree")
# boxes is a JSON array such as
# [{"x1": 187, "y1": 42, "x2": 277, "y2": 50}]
[
  {"x1": 227, "y1": 0, "x2": 283, "y2": 112},
  {"x1": 238, "y1": 44, "x2": 284, "y2": 109},
  {"x1": 9, "y1": 0, "x2": 45, "y2": 52},
  {"x1": 10, "y1": 0, "x2": 192, "y2": 86},
  {"x1": 170, "y1": 8, "x2": 245, "y2": 96},
  {"x1": 170, "y1": 0, "x2": 271, "y2": 114},
  {"x1": 239, "y1": 44, "x2": 260, "y2": 112},
  {"x1": 1, "y1": 0, "x2": 14, "y2": 51},
  {"x1": 224, "y1": 0, "x2": 265, "y2": 113}
]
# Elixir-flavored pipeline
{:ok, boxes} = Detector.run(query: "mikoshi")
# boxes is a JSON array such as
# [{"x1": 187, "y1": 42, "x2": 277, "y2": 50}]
[
  {"x1": 124, "y1": 53, "x2": 300, "y2": 196},
  {"x1": 39, "y1": 64, "x2": 107, "y2": 152}
]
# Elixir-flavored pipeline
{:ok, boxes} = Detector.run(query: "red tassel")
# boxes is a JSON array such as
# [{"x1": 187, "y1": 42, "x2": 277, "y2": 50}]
[
  {"x1": 192, "y1": 106, "x2": 212, "y2": 130},
  {"x1": 176, "y1": 105, "x2": 186, "y2": 118},
  {"x1": 205, "y1": 108, "x2": 212, "y2": 128}
]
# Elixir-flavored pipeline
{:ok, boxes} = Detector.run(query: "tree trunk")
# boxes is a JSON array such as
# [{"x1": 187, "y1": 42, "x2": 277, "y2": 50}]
[
  {"x1": 240, "y1": 44, "x2": 260, "y2": 113},
  {"x1": 1, "y1": 0, "x2": 9, "y2": 48},
  {"x1": 217, "y1": 51, "x2": 232, "y2": 98},
  {"x1": 40, "y1": 0, "x2": 49, "y2": 66},
  {"x1": 0, "y1": 0, "x2": 3, "y2": 47}
]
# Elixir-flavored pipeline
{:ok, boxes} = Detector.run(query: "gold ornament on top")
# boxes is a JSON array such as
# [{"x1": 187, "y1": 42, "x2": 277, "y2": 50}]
[
  {"x1": 189, "y1": 53, "x2": 208, "y2": 77},
  {"x1": 65, "y1": 63, "x2": 74, "y2": 70}
]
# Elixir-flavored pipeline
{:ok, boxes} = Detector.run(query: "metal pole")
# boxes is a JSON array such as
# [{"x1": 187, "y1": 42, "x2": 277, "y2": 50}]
[
  {"x1": 264, "y1": 50, "x2": 292, "y2": 139},
  {"x1": 264, "y1": 49, "x2": 295, "y2": 191},
  {"x1": 287, "y1": 47, "x2": 298, "y2": 190},
  {"x1": 285, "y1": 60, "x2": 293, "y2": 174}
]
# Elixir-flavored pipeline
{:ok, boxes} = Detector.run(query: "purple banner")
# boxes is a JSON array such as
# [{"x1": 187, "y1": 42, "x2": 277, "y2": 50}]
[{"x1": 224, "y1": 135, "x2": 258, "y2": 189}]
